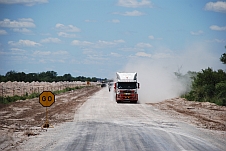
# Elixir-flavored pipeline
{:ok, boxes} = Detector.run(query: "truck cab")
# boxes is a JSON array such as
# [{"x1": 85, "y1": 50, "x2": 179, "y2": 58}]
[{"x1": 114, "y1": 72, "x2": 140, "y2": 103}]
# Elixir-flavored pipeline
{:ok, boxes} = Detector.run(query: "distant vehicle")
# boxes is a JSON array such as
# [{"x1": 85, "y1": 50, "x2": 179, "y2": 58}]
[
  {"x1": 101, "y1": 81, "x2": 107, "y2": 87},
  {"x1": 114, "y1": 72, "x2": 140, "y2": 103}
]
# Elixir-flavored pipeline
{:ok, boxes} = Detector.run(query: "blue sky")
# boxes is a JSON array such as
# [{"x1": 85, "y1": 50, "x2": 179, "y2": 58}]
[{"x1": 0, "y1": 0, "x2": 226, "y2": 78}]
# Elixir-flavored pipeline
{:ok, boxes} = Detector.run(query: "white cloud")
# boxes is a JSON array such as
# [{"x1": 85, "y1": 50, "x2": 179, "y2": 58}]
[
  {"x1": 0, "y1": 0, "x2": 48, "y2": 6},
  {"x1": 55, "y1": 23, "x2": 81, "y2": 32},
  {"x1": 81, "y1": 51, "x2": 108, "y2": 64},
  {"x1": 82, "y1": 49, "x2": 97, "y2": 55},
  {"x1": 124, "y1": 45, "x2": 151, "y2": 52},
  {"x1": 114, "y1": 39, "x2": 125, "y2": 43},
  {"x1": 190, "y1": 30, "x2": 204, "y2": 35},
  {"x1": 119, "y1": 47, "x2": 140, "y2": 51},
  {"x1": 118, "y1": 0, "x2": 152, "y2": 8},
  {"x1": 110, "y1": 52, "x2": 121, "y2": 57},
  {"x1": 0, "y1": 29, "x2": 7, "y2": 35},
  {"x1": 0, "y1": 18, "x2": 35, "y2": 28},
  {"x1": 136, "y1": 42, "x2": 152, "y2": 48},
  {"x1": 113, "y1": 10, "x2": 144, "y2": 16},
  {"x1": 34, "y1": 50, "x2": 51, "y2": 55},
  {"x1": 33, "y1": 50, "x2": 68, "y2": 56},
  {"x1": 85, "y1": 19, "x2": 97, "y2": 22},
  {"x1": 71, "y1": 40, "x2": 94, "y2": 46},
  {"x1": 98, "y1": 40, "x2": 125, "y2": 44},
  {"x1": 58, "y1": 32, "x2": 77, "y2": 38},
  {"x1": 148, "y1": 35, "x2": 162, "y2": 40},
  {"x1": 95, "y1": 40, "x2": 125, "y2": 48},
  {"x1": 210, "y1": 25, "x2": 226, "y2": 31},
  {"x1": 13, "y1": 28, "x2": 32, "y2": 33},
  {"x1": 132, "y1": 46, "x2": 172, "y2": 59},
  {"x1": 148, "y1": 35, "x2": 154, "y2": 39},
  {"x1": 215, "y1": 39, "x2": 226, "y2": 43},
  {"x1": 204, "y1": 1, "x2": 226, "y2": 13},
  {"x1": 97, "y1": 40, "x2": 115, "y2": 46},
  {"x1": 40, "y1": 37, "x2": 61, "y2": 43},
  {"x1": 52, "y1": 50, "x2": 68, "y2": 55},
  {"x1": 109, "y1": 19, "x2": 120, "y2": 23},
  {"x1": 8, "y1": 40, "x2": 41, "y2": 47},
  {"x1": 124, "y1": 10, "x2": 145, "y2": 16},
  {"x1": 87, "y1": 54, "x2": 107, "y2": 61},
  {"x1": 72, "y1": 39, "x2": 125, "y2": 48},
  {"x1": 10, "y1": 48, "x2": 26, "y2": 53},
  {"x1": 136, "y1": 52, "x2": 151, "y2": 57}
]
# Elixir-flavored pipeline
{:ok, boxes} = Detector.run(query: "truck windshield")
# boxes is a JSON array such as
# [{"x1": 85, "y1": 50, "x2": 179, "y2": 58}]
[{"x1": 117, "y1": 82, "x2": 137, "y2": 89}]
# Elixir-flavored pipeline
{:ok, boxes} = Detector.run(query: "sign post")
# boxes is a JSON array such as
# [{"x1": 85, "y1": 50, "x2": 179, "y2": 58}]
[{"x1": 39, "y1": 91, "x2": 55, "y2": 128}]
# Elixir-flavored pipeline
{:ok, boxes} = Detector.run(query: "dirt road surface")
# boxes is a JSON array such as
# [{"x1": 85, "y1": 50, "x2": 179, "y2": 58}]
[{"x1": 13, "y1": 88, "x2": 225, "y2": 151}]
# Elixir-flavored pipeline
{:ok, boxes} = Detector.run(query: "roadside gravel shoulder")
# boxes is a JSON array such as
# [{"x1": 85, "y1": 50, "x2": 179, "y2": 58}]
[{"x1": 147, "y1": 98, "x2": 226, "y2": 131}]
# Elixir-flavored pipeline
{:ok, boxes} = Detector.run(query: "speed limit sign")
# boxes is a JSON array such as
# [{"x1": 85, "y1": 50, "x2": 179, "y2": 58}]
[{"x1": 39, "y1": 91, "x2": 55, "y2": 107}]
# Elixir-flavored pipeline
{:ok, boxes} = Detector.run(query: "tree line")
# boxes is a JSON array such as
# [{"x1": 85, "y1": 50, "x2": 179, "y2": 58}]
[
  {"x1": 181, "y1": 53, "x2": 226, "y2": 106},
  {"x1": 0, "y1": 71, "x2": 105, "y2": 82}
]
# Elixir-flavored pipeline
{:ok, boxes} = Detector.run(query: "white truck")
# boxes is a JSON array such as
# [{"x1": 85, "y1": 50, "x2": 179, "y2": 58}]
[{"x1": 114, "y1": 72, "x2": 140, "y2": 103}]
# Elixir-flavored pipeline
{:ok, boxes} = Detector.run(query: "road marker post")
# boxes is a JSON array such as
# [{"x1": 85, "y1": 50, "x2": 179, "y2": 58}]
[{"x1": 39, "y1": 91, "x2": 55, "y2": 128}]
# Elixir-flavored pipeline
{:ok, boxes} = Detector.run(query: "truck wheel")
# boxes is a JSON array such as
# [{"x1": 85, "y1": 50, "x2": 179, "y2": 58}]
[{"x1": 131, "y1": 101, "x2": 137, "y2": 104}]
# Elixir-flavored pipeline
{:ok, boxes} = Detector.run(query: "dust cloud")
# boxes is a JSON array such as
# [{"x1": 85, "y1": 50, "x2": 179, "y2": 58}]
[
  {"x1": 121, "y1": 43, "x2": 224, "y2": 103},
  {"x1": 123, "y1": 59, "x2": 187, "y2": 103}
]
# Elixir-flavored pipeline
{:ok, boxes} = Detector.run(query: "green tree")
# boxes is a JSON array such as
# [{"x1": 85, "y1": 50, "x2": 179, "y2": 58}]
[
  {"x1": 185, "y1": 68, "x2": 226, "y2": 105},
  {"x1": 17, "y1": 72, "x2": 26, "y2": 81},
  {"x1": 91, "y1": 77, "x2": 98, "y2": 82},
  {"x1": 220, "y1": 53, "x2": 226, "y2": 64},
  {"x1": 0, "y1": 70, "x2": 106, "y2": 83},
  {"x1": 38, "y1": 71, "x2": 57, "y2": 82},
  {"x1": 26, "y1": 73, "x2": 38, "y2": 82},
  {"x1": 63, "y1": 74, "x2": 73, "y2": 81},
  {"x1": 5, "y1": 70, "x2": 17, "y2": 81}
]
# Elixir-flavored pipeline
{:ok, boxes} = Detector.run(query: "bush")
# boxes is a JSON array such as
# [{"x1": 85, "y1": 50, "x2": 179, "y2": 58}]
[{"x1": 184, "y1": 68, "x2": 226, "y2": 106}]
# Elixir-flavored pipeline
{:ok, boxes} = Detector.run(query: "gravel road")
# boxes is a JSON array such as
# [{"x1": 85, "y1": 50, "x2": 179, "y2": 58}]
[{"x1": 20, "y1": 88, "x2": 226, "y2": 151}]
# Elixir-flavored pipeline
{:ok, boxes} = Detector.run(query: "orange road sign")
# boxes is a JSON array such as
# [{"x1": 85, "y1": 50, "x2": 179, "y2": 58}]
[{"x1": 39, "y1": 91, "x2": 55, "y2": 107}]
